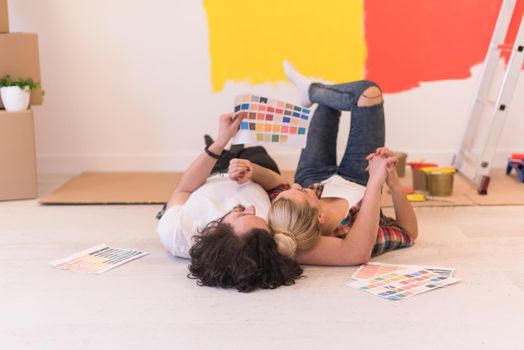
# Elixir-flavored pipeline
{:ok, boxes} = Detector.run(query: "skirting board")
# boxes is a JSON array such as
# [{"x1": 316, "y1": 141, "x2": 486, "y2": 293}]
[{"x1": 35, "y1": 150, "x2": 517, "y2": 174}]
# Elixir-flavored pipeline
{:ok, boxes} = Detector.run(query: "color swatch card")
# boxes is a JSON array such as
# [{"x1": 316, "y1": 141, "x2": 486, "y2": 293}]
[
  {"x1": 231, "y1": 95, "x2": 311, "y2": 147},
  {"x1": 50, "y1": 244, "x2": 148, "y2": 274},
  {"x1": 351, "y1": 262, "x2": 455, "y2": 281},
  {"x1": 348, "y1": 266, "x2": 460, "y2": 300}
]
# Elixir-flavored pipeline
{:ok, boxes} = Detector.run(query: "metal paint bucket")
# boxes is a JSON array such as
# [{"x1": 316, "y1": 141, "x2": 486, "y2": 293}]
[
  {"x1": 428, "y1": 170, "x2": 455, "y2": 196},
  {"x1": 408, "y1": 163, "x2": 438, "y2": 192},
  {"x1": 394, "y1": 152, "x2": 407, "y2": 177}
]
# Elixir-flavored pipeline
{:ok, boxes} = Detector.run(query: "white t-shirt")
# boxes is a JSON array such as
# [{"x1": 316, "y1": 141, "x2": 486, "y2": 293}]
[
  {"x1": 156, "y1": 174, "x2": 271, "y2": 259},
  {"x1": 320, "y1": 175, "x2": 366, "y2": 210}
]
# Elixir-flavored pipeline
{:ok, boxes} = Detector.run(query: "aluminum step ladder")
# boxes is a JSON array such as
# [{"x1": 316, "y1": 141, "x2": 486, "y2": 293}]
[{"x1": 454, "y1": 0, "x2": 524, "y2": 194}]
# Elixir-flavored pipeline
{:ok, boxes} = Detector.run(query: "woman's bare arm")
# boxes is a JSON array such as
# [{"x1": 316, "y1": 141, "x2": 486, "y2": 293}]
[
  {"x1": 296, "y1": 180, "x2": 383, "y2": 265},
  {"x1": 296, "y1": 156, "x2": 395, "y2": 266},
  {"x1": 388, "y1": 181, "x2": 418, "y2": 240}
]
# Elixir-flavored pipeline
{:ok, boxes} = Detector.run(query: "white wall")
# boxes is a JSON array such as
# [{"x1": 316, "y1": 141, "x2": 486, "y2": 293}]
[{"x1": 8, "y1": 0, "x2": 524, "y2": 173}]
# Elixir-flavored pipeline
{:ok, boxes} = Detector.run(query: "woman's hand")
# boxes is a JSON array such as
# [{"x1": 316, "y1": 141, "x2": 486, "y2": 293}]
[
  {"x1": 228, "y1": 158, "x2": 253, "y2": 184},
  {"x1": 385, "y1": 160, "x2": 402, "y2": 190},
  {"x1": 366, "y1": 147, "x2": 399, "y2": 188},
  {"x1": 215, "y1": 113, "x2": 244, "y2": 147},
  {"x1": 367, "y1": 147, "x2": 395, "y2": 160},
  {"x1": 366, "y1": 156, "x2": 390, "y2": 185}
]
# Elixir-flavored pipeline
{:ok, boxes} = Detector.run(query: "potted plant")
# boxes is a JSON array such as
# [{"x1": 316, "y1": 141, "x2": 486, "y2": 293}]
[{"x1": 0, "y1": 75, "x2": 43, "y2": 112}]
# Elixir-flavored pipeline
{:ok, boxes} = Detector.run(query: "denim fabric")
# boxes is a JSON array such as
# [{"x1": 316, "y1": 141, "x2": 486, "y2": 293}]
[{"x1": 294, "y1": 80, "x2": 385, "y2": 187}]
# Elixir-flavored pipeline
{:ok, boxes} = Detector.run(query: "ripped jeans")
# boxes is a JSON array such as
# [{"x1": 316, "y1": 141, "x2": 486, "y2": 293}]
[{"x1": 295, "y1": 80, "x2": 385, "y2": 187}]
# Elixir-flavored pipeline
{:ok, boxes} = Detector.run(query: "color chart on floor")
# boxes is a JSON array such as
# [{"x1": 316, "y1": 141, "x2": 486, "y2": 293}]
[
  {"x1": 348, "y1": 266, "x2": 460, "y2": 300},
  {"x1": 50, "y1": 244, "x2": 148, "y2": 274},
  {"x1": 351, "y1": 262, "x2": 455, "y2": 281},
  {"x1": 231, "y1": 95, "x2": 311, "y2": 147}
]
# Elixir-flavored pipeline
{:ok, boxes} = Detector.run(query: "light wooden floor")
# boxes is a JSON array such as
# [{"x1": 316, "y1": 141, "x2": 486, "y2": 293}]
[{"x1": 1, "y1": 174, "x2": 524, "y2": 350}]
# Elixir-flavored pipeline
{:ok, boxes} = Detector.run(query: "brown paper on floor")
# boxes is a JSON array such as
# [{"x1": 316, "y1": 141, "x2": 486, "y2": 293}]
[
  {"x1": 463, "y1": 169, "x2": 524, "y2": 205},
  {"x1": 39, "y1": 172, "x2": 181, "y2": 204},
  {"x1": 39, "y1": 169, "x2": 523, "y2": 206},
  {"x1": 381, "y1": 168, "x2": 524, "y2": 207}
]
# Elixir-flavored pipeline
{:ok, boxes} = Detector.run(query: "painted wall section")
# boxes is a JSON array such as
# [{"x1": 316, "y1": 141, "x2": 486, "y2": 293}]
[
  {"x1": 203, "y1": 0, "x2": 366, "y2": 92},
  {"x1": 365, "y1": 0, "x2": 524, "y2": 93},
  {"x1": 502, "y1": 0, "x2": 524, "y2": 63},
  {"x1": 364, "y1": 0, "x2": 503, "y2": 93}
]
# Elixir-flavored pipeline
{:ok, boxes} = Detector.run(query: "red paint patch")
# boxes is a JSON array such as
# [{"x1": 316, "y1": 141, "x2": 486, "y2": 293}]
[
  {"x1": 364, "y1": 0, "x2": 508, "y2": 93},
  {"x1": 502, "y1": 0, "x2": 524, "y2": 63}
]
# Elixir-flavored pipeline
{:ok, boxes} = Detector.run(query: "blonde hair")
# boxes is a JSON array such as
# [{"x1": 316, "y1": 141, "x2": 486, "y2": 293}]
[{"x1": 268, "y1": 197, "x2": 321, "y2": 257}]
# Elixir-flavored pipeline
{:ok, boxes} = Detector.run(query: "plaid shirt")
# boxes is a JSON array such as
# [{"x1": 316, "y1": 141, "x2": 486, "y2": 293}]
[{"x1": 267, "y1": 183, "x2": 414, "y2": 257}]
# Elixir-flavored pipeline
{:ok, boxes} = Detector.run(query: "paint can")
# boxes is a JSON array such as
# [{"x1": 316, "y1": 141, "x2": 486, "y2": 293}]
[
  {"x1": 394, "y1": 152, "x2": 407, "y2": 177},
  {"x1": 407, "y1": 163, "x2": 438, "y2": 192},
  {"x1": 427, "y1": 168, "x2": 456, "y2": 196}
]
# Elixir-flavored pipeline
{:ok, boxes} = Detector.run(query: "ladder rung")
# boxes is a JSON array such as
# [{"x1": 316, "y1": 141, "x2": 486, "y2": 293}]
[
  {"x1": 497, "y1": 43, "x2": 514, "y2": 52},
  {"x1": 477, "y1": 97, "x2": 497, "y2": 106}
]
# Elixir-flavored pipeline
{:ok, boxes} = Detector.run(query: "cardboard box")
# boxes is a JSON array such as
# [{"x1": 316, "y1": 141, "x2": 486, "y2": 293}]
[
  {"x1": 0, "y1": 33, "x2": 43, "y2": 107},
  {"x1": 0, "y1": 0, "x2": 8, "y2": 33},
  {"x1": 0, "y1": 109, "x2": 37, "y2": 201}
]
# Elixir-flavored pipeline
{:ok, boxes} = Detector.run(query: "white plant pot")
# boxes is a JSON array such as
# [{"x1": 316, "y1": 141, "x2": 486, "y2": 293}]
[{"x1": 0, "y1": 86, "x2": 31, "y2": 111}]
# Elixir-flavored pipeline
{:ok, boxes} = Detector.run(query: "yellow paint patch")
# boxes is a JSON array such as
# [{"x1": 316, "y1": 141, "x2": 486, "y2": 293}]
[{"x1": 203, "y1": 0, "x2": 366, "y2": 91}]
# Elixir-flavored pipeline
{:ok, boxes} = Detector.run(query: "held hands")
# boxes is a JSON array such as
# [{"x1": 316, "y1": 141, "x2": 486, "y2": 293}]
[
  {"x1": 366, "y1": 147, "x2": 399, "y2": 187},
  {"x1": 228, "y1": 159, "x2": 253, "y2": 184},
  {"x1": 215, "y1": 113, "x2": 245, "y2": 147}
]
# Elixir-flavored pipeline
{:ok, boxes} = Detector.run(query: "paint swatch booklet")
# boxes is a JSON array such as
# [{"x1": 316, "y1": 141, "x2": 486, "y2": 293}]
[
  {"x1": 231, "y1": 95, "x2": 311, "y2": 147},
  {"x1": 348, "y1": 262, "x2": 460, "y2": 300},
  {"x1": 50, "y1": 244, "x2": 148, "y2": 274}
]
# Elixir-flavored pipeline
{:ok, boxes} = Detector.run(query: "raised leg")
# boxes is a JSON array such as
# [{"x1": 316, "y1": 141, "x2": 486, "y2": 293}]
[
  {"x1": 338, "y1": 84, "x2": 384, "y2": 186},
  {"x1": 308, "y1": 80, "x2": 385, "y2": 186},
  {"x1": 294, "y1": 104, "x2": 341, "y2": 187}
]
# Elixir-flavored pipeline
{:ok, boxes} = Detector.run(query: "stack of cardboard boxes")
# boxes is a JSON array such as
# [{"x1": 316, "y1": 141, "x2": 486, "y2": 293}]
[{"x1": 0, "y1": 0, "x2": 44, "y2": 201}]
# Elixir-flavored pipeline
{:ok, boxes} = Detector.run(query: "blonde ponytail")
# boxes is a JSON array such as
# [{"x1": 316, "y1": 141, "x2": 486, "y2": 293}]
[
  {"x1": 273, "y1": 231, "x2": 297, "y2": 257},
  {"x1": 269, "y1": 197, "x2": 321, "y2": 254}
]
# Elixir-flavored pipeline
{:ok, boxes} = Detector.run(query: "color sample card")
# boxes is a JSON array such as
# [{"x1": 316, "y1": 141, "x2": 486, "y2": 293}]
[
  {"x1": 352, "y1": 263, "x2": 400, "y2": 280},
  {"x1": 231, "y1": 95, "x2": 311, "y2": 147},
  {"x1": 351, "y1": 262, "x2": 454, "y2": 281},
  {"x1": 50, "y1": 244, "x2": 148, "y2": 274},
  {"x1": 348, "y1": 267, "x2": 460, "y2": 300}
]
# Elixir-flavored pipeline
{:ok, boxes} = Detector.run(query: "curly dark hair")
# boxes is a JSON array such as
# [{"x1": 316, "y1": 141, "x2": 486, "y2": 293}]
[{"x1": 188, "y1": 222, "x2": 303, "y2": 293}]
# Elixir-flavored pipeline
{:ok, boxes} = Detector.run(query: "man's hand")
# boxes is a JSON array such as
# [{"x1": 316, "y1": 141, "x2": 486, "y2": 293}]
[
  {"x1": 228, "y1": 158, "x2": 253, "y2": 184},
  {"x1": 215, "y1": 113, "x2": 244, "y2": 147}
]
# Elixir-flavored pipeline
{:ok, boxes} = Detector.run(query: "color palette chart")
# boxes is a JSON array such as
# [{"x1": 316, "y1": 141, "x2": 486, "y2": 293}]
[
  {"x1": 351, "y1": 262, "x2": 455, "y2": 281},
  {"x1": 50, "y1": 244, "x2": 148, "y2": 274},
  {"x1": 348, "y1": 264, "x2": 460, "y2": 300},
  {"x1": 231, "y1": 95, "x2": 311, "y2": 147}
]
